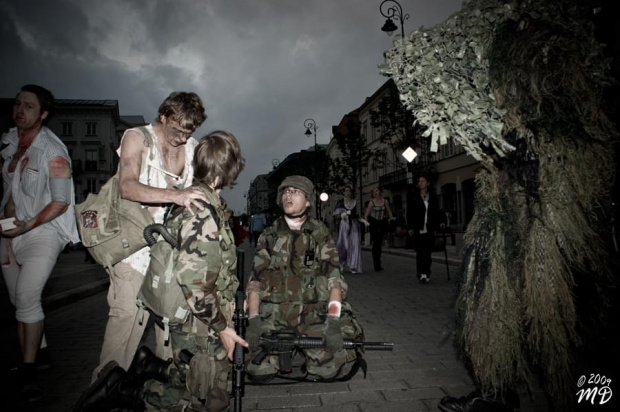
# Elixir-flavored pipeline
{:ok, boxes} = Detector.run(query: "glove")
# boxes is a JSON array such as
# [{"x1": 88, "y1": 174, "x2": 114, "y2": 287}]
[
  {"x1": 340, "y1": 212, "x2": 348, "y2": 219},
  {"x1": 359, "y1": 218, "x2": 370, "y2": 227},
  {"x1": 246, "y1": 316, "x2": 262, "y2": 352},
  {"x1": 323, "y1": 316, "x2": 343, "y2": 354}
]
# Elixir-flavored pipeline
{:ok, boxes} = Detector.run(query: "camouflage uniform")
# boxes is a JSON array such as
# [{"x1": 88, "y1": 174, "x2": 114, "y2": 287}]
[
  {"x1": 142, "y1": 183, "x2": 238, "y2": 412},
  {"x1": 246, "y1": 217, "x2": 364, "y2": 379}
]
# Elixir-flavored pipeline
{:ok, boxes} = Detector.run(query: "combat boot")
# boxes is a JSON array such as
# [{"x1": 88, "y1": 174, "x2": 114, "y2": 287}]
[
  {"x1": 73, "y1": 361, "x2": 145, "y2": 412},
  {"x1": 438, "y1": 389, "x2": 520, "y2": 412},
  {"x1": 128, "y1": 346, "x2": 171, "y2": 383}
]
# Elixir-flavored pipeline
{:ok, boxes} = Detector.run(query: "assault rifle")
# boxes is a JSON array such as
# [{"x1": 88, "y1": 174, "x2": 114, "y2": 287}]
[
  {"x1": 232, "y1": 249, "x2": 247, "y2": 412},
  {"x1": 252, "y1": 330, "x2": 394, "y2": 374}
]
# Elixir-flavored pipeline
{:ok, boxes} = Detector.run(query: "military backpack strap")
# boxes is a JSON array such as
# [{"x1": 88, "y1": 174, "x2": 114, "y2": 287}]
[
  {"x1": 138, "y1": 126, "x2": 156, "y2": 185},
  {"x1": 138, "y1": 126, "x2": 155, "y2": 160},
  {"x1": 261, "y1": 226, "x2": 277, "y2": 252},
  {"x1": 196, "y1": 199, "x2": 220, "y2": 229},
  {"x1": 311, "y1": 220, "x2": 330, "y2": 245}
]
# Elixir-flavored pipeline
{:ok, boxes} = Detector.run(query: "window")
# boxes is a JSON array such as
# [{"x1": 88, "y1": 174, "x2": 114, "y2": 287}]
[
  {"x1": 362, "y1": 122, "x2": 368, "y2": 145},
  {"x1": 86, "y1": 122, "x2": 98, "y2": 136},
  {"x1": 85, "y1": 149, "x2": 98, "y2": 172},
  {"x1": 61, "y1": 122, "x2": 73, "y2": 136},
  {"x1": 373, "y1": 122, "x2": 382, "y2": 143},
  {"x1": 86, "y1": 179, "x2": 97, "y2": 193}
]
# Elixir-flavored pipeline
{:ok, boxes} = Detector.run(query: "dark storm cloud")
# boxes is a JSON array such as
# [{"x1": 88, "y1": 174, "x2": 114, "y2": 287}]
[
  {"x1": 1, "y1": 0, "x2": 101, "y2": 59},
  {"x1": 0, "y1": 0, "x2": 465, "y2": 213}
]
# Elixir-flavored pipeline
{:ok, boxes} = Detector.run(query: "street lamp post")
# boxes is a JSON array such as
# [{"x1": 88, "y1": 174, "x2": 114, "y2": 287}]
[
  {"x1": 380, "y1": 0, "x2": 418, "y2": 183},
  {"x1": 379, "y1": 0, "x2": 410, "y2": 40},
  {"x1": 304, "y1": 118, "x2": 320, "y2": 220}
]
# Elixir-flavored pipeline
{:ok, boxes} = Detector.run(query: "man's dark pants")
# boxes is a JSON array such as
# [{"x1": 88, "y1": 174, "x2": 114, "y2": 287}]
[{"x1": 414, "y1": 232, "x2": 434, "y2": 279}]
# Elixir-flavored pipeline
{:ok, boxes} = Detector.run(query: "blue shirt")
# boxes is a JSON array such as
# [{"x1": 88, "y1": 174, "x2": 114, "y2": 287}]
[{"x1": 250, "y1": 213, "x2": 267, "y2": 232}]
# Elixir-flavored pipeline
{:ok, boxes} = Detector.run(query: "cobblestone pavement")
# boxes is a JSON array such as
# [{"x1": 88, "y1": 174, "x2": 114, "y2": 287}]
[{"x1": 0, "y1": 243, "x2": 558, "y2": 412}]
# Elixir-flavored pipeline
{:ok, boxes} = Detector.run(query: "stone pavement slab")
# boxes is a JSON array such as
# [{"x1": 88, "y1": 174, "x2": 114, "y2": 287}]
[{"x1": 0, "y1": 243, "x2": 557, "y2": 411}]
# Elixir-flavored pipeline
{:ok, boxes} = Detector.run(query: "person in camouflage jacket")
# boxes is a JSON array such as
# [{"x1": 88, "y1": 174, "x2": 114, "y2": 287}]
[
  {"x1": 245, "y1": 175, "x2": 364, "y2": 380},
  {"x1": 74, "y1": 131, "x2": 247, "y2": 412}
]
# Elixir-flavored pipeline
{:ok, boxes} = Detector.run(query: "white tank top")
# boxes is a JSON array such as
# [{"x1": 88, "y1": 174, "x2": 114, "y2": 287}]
[{"x1": 117, "y1": 124, "x2": 197, "y2": 275}]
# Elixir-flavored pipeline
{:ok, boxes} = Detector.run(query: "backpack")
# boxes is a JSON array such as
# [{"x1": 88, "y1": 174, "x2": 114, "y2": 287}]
[
  {"x1": 137, "y1": 202, "x2": 221, "y2": 343},
  {"x1": 75, "y1": 127, "x2": 155, "y2": 272}
]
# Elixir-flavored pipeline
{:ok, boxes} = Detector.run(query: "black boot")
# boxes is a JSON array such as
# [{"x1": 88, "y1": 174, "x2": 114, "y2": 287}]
[
  {"x1": 128, "y1": 346, "x2": 171, "y2": 383},
  {"x1": 19, "y1": 363, "x2": 43, "y2": 403},
  {"x1": 438, "y1": 390, "x2": 520, "y2": 412},
  {"x1": 73, "y1": 361, "x2": 145, "y2": 412}
]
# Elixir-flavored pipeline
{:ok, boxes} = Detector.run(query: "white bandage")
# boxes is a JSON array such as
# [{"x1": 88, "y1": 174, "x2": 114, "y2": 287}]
[
  {"x1": 50, "y1": 178, "x2": 72, "y2": 204},
  {"x1": 328, "y1": 301, "x2": 342, "y2": 318}
]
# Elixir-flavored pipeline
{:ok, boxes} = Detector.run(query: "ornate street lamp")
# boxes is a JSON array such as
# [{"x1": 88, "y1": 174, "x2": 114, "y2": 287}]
[
  {"x1": 380, "y1": 0, "x2": 410, "y2": 40},
  {"x1": 380, "y1": 1, "x2": 417, "y2": 180},
  {"x1": 304, "y1": 118, "x2": 321, "y2": 219}
]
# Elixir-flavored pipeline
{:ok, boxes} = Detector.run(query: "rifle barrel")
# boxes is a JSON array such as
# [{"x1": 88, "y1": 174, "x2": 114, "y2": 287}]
[{"x1": 286, "y1": 336, "x2": 393, "y2": 351}]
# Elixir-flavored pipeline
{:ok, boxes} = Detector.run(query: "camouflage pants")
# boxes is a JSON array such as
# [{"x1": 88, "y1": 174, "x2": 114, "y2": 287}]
[
  {"x1": 143, "y1": 320, "x2": 231, "y2": 412},
  {"x1": 246, "y1": 302, "x2": 363, "y2": 379}
]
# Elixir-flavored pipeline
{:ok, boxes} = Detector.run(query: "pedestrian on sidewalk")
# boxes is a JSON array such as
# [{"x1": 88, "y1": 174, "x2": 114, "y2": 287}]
[
  {"x1": 0, "y1": 84, "x2": 80, "y2": 401},
  {"x1": 74, "y1": 131, "x2": 247, "y2": 411},
  {"x1": 406, "y1": 175, "x2": 444, "y2": 283},
  {"x1": 363, "y1": 187, "x2": 394, "y2": 271},
  {"x1": 249, "y1": 212, "x2": 267, "y2": 247},
  {"x1": 333, "y1": 186, "x2": 363, "y2": 274},
  {"x1": 92, "y1": 92, "x2": 208, "y2": 381}
]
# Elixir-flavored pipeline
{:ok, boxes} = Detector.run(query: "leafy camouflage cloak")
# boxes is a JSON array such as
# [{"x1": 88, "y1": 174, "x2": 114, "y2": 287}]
[{"x1": 381, "y1": 0, "x2": 616, "y2": 409}]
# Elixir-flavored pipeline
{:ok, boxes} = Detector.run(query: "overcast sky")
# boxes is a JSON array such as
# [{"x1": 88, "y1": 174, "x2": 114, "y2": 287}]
[{"x1": 0, "y1": 0, "x2": 463, "y2": 213}]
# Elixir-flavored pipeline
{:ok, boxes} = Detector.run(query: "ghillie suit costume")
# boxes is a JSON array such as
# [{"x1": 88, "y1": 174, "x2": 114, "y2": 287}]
[{"x1": 381, "y1": 0, "x2": 616, "y2": 410}]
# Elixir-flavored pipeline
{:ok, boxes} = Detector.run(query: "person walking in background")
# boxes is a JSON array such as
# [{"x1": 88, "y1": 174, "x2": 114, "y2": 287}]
[
  {"x1": 0, "y1": 84, "x2": 80, "y2": 401},
  {"x1": 333, "y1": 186, "x2": 362, "y2": 274},
  {"x1": 407, "y1": 175, "x2": 445, "y2": 283},
  {"x1": 92, "y1": 92, "x2": 208, "y2": 381},
  {"x1": 232, "y1": 215, "x2": 248, "y2": 246},
  {"x1": 364, "y1": 187, "x2": 393, "y2": 272},
  {"x1": 249, "y1": 212, "x2": 267, "y2": 247}
]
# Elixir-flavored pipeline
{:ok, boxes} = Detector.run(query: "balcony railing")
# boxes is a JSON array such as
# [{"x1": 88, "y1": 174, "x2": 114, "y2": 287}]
[{"x1": 379, "y1": 167, "x2": 408, "y2": 188}]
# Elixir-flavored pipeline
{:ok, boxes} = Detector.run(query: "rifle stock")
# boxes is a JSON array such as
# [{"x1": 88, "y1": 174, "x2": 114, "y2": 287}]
[{"x1": 232, "y1": 249, "x2": 247, "y2": 412}]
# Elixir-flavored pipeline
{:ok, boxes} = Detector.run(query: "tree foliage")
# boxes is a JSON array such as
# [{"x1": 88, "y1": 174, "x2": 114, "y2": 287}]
[{"x1": 325, "y1": 114, "x2": 379, "y2": 203}]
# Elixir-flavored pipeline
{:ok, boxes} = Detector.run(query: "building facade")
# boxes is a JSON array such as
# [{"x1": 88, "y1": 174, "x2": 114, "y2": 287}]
[
  {"x1": 244, "y1": 79, "x2": 480, "y2": 237},
  {"x1": 247, "y1": 174, "x2": 269, "y2": 215},
  {"x1": 0, "y1": 97, "x2": 146, "y2": 202},
  {"x1": 344, "y1": 80, "x2": 479, "y2": 233}
]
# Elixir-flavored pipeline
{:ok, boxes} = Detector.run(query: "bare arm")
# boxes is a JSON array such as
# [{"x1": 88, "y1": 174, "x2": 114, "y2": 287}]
[
  {"x1": 246, "y1": 232, "x2": 270, "y2": 318},
  {"x1": 364, "y1": 200, "x2": 373, "y2": 221},
  {"x1": 2, "y1": 157, "x2": 70, "y2": 237},
  {"x1": 4, "y1": 196, "x2": 15, "y2": 218},
  {"x1": 385, "y1": 199, "x2": 394, "y2": 220},
  {"x1": 118, "y1": 130, "x2": 207, "y2": 213},
  {"x1": 327, "y1": 287, "x2": 342, "y2": 316},
  {"x1": 247, "y1": 290, "x2": 260, "y2": 318}
]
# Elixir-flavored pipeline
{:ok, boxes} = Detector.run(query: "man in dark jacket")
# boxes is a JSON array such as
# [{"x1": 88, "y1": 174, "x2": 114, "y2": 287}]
[{"x1": 406, "y1": 175, "x2": 444, "y2": 283}]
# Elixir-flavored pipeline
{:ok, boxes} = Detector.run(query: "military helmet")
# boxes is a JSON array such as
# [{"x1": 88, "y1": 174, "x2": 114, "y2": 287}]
[{"x1": 277, "y1": 175, "x2": 315, "y2": 209}]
